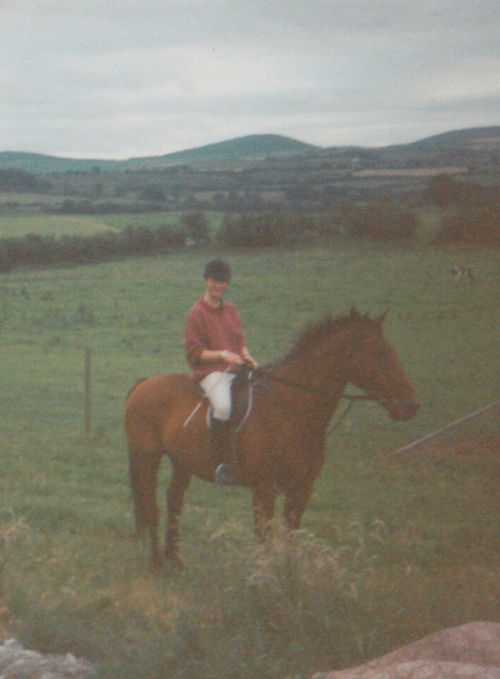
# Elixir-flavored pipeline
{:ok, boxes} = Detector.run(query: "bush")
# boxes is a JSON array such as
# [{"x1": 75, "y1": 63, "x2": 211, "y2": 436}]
[
  {"x1": 0, "y1": 224, "x2": 185, "y2": 272},
  {"x1": 215, "y1": 212, "x2": 336, "y2": 247},
  {"x1": 435, "y1": 202, "x2": 500, "y2": 247},
  {"x1": 427, "y1": 174, "x2": 495, "y2": 210},
  {"x1": 347, "y1": 200, "x2": 418, "y2": 242},
  {"x1": 180, "y1": 211, "x2": 210, "y2": 245}
]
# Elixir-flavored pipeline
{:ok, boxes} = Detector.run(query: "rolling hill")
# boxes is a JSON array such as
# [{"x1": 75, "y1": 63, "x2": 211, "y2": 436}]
[
  {"x1": 0, "y1": 126, "x2": 499, "y2": 176},
  {"x1": 0, "y1": 134, "x2": 319, "y2": 175}
]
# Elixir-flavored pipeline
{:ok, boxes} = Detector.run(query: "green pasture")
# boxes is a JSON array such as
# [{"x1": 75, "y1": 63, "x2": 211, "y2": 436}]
[
  {"x1": 0, "y1": 211, "x2": 223, "y2": 239},
  {"x1": 1, "y1": 243, "x2": 500, "y2": 678}
]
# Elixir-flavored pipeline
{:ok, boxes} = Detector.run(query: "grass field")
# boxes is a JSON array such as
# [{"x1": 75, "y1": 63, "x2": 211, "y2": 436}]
[
  {"x1": 0, "y1": 211, "x2": 224, "y2": 239},
  {"x1": 1, "y1": 242, "x2": 500, "y2": 678},
  {"x1": 0, "y1": 212, "x2": 180, "y2": 238}
]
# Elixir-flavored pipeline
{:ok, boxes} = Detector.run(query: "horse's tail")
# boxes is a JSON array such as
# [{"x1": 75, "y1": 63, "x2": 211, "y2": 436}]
[
  {"x1": 127, "y1": 434, "x2": 163, "y2": 535},
  {"x1": 124, "y1": 381, "x2": 162, "y2": 536},
  {"x1": 128, "y1": 449, "x2": 148, "y2": 534}
]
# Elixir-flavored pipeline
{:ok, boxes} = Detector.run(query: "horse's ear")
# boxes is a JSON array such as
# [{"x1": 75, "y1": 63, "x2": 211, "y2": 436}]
[
  {"x1": 375, "y1": 309, "x2": 389, "y2": 325},
  {"x1": 350, "y1": 306, "x2": 360, "y2": 317}
]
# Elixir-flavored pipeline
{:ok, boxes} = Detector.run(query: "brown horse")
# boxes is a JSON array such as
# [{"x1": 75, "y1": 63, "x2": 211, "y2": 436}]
[{"x1": 125, "y1": 308, "x2": 419, "y2": 571}]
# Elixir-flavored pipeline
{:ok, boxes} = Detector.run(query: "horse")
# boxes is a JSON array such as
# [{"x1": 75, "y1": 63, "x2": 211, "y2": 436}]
[{"x1": 124, "y1": 307, "x2": 419, "y2": 571}]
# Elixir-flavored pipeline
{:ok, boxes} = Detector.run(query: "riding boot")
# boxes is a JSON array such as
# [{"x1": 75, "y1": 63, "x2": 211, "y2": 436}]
[{"x1": 210, "y1": 419, "x2": 235, "y2": 485}]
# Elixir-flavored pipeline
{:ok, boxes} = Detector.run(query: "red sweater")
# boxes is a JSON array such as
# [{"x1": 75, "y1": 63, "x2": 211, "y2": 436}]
[{"x1": 184, "y1": 297, "x2": 246, "y2": 381}]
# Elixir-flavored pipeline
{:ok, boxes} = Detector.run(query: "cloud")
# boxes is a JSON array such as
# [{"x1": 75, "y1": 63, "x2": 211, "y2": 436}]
[{"x1": 0, "y1": 0, "x2": 499, "y2": 157}]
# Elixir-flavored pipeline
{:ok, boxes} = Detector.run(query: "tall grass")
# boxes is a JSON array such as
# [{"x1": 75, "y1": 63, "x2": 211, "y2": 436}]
[{"x1": 0, "y1": 243, "x2": 499, "y2": 677}]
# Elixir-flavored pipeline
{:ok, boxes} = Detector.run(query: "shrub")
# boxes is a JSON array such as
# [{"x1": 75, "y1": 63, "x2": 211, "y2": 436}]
[
  {"x1": 435, "y1": 203, "x2": 500, "y2": 247},
  {"x1": 215, "y1": 212, "x2": 335, "y2": 247},
  {"x1": 347, "y1": 199, "x2": 418, "y2": 242},
  {"x1": 180, "y1": 211, "x2": 210, "y2": 246},
  {"x1": 0, "y1": 224, "x2": 186, "y2": 271}
]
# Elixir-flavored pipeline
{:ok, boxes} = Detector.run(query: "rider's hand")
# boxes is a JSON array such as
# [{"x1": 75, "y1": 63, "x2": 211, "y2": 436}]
[
  {"x1": 222, "y1": 350, "x2": 245, "y2": 366},
  {"x1": 242, "y1": 353, "x2": 258, "y2": 370}
]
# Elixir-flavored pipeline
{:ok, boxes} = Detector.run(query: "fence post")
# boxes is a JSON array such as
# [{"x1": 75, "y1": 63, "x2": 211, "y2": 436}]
[{"x1": 84, "y1": 348, "x2": 91, "y2": 438}]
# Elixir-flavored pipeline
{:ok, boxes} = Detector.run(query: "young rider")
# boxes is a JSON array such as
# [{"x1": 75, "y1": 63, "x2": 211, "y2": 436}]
[{"x1": 184, "y1": 258, "x2": 258, "y2": 484}]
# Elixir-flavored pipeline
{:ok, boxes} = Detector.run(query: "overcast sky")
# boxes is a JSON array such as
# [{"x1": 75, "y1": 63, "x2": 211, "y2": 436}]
[{"x1": 1, "y1": 0, "x2": 499, "y2": 159}]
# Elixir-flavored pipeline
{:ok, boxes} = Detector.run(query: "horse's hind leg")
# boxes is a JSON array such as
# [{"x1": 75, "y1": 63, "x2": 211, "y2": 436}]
[{"x1": 165, "y1": 466, "x2": 191, "y2": 570}]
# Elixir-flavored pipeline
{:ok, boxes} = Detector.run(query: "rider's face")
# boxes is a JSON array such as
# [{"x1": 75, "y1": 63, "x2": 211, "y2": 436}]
[{"x1": 204, "y1": 277, "x2": 228, "y2": 303}]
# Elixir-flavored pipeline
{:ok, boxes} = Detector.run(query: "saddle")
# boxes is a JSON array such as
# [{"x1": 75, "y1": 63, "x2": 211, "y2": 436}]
[{"x1": 206, "y1": 369, "x2": 255, "y2": 435}]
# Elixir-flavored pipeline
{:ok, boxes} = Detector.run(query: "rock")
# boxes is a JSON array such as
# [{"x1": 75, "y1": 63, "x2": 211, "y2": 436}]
[
  {"x1": 314, "y1": 622, "x2": 500, "y2": 679},
  {"x1": 0, "y1": 637, "x2": 94, "y2": 679}
]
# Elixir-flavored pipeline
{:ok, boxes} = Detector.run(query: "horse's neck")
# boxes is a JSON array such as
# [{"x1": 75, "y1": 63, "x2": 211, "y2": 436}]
[{"x1": 272, "y1": 332, "x2": 351, "y2": 426}]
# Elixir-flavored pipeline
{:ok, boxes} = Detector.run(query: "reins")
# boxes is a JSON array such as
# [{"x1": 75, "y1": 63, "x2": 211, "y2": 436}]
[
  {"x1": 254, "y1": 368, "x2": 378, "y2": 404},
  {"x1": 253, "y1": 369, "x2": 416, "y2": 434},
  {"x1": 253, "y1": 368, "x2": 380, "y2": 435},
  {"x1": 182, "y1": 355, "x2": 412, "y2": 434}
]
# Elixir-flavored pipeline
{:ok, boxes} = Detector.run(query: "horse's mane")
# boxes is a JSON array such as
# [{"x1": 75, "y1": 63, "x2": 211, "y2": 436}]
[{"x1": 270, "y1": 311, "x2": 360, "y2": 368}]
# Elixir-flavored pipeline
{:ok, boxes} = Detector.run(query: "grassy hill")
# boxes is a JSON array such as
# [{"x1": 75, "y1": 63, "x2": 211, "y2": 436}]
[
  {"x1": 402, "y1": 125, "x2": 500, "y2": 151},
  {"x1": 0, "y1": 151, "x2": 125, "y2": 174},
  {"x1": 0, "y1": 134, "x2": 319, "y2": 174},
  {"x1": 128, "y1": 133, "x2": 319, "y2": 168},
  {"x1": 1, "y1": 126, "x2": 499, "y2": 175}
]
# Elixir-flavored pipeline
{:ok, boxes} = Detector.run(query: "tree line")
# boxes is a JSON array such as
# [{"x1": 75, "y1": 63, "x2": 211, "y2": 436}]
[
  {"x1": 1, "y1": 174, "x2": 499, "y2": 272},
  {"x1": 428, "y1": 175, "x2": 500, "y2": 247},
  {"x1": 0, "y1": 224, "x2": 185, "y2": 272}
]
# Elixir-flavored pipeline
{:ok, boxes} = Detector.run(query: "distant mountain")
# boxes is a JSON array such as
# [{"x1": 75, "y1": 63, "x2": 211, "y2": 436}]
[
  {"x1": 0, "y1": 152, "x2": 125, "y2": 174},
  {"x1": 1, "y1": 126, "x2": 499, "y2": 176},
  {"x1": 0, "y1": 134, "x2": 319, "y2": 175},
  {"x1": 130, "y1": 134, "x2": 319, "y2": 168},
  {"x1": 401, "y1": 126, "x2": 500, "y2": 150},
  {"x1": 318, "y1": 126, "x2": 500, "y2": 168}
]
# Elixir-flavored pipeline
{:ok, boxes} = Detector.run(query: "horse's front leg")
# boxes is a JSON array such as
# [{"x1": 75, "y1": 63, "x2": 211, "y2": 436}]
[
  {"x1": 251, "y1": 481, "x2": 278, "y2": 541},
  {"x1": 283, "y1": 478, "x2": 315, "y2": 531},
  {"x1": 165, "y1": 465, "x2": 192, "y2": 570}
]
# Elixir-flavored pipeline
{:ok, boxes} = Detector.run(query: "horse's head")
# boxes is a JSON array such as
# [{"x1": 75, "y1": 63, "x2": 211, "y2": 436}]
[{"x1": 346, "y1": 308, "x2": 419, "y2": 421}]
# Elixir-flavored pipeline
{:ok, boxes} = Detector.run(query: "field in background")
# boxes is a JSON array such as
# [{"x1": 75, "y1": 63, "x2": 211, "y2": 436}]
[
  {"x1": 1, "y1": 243, "x2": 500, "y2": 678},
  {"x1": 0, "y1": 211, "x2": 180, "y2": 238},
  {"x1": 0, "y1": 211, "x2": 225, "y2": 242}
]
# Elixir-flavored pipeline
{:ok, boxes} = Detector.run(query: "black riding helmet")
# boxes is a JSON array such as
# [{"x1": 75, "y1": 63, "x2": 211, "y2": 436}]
[{"x1": 203, "y1": 258, "x2": 232, "y2": 282}]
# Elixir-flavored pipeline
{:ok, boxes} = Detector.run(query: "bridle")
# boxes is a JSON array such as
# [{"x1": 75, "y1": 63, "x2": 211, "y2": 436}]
[
  {"x1": 253, "y1": 367, "x2": 379, "y2": 404},
  {"x1": 252, "y1": 367, "x2": 415, "y2": 433}
]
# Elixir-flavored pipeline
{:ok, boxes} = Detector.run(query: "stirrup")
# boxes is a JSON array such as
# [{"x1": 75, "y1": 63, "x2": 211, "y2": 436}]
[{"x1": 215, "y1": 463, "x2": 235, "y2": 485}]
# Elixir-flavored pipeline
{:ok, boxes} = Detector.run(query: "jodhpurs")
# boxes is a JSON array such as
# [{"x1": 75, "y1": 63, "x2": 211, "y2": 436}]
[{"x1": 200, "y1": 371, "x2": 237, "y2": 421}]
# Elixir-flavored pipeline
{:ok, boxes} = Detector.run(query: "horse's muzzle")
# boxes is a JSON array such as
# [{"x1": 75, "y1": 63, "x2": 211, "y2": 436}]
[{"x1": 387, "y1": 397, "x2": 420, "y2": 421}]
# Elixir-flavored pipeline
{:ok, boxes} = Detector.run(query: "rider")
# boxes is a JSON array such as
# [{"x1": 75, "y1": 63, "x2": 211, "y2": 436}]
[{"x1": 184, "y1": 258, "x2": 258, "y2": 484}]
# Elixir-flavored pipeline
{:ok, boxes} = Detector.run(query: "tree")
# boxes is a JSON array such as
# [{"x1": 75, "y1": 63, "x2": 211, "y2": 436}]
[
  {"x1": 180, "y1": 211, "x2": 210, "y2": 245},
  {"x1": 348, "y1": 199, "x2": 417, "y2": 243}
]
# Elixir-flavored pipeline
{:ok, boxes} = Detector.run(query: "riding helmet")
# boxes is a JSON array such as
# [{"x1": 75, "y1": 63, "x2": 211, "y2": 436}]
[{"x1": 203, "y1": 258, "x2": 232, "y2": 282}]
